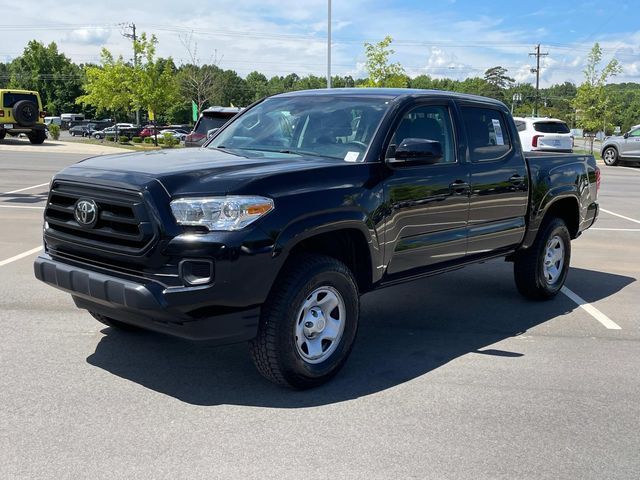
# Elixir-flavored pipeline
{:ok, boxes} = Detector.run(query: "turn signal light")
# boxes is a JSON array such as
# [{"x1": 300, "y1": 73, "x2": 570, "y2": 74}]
[
  {"x1": 595, "y1": 166, "x2": 601, "y2": 194},
  {"x1": 0, "y1": 110, "x2": 4, "y2": 117},
  {"x1": 40, "y1": 111, "x2": 46, "y2": 118}
]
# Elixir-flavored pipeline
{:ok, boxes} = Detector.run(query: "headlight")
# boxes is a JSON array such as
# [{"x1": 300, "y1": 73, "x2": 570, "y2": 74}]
[{"x1": 170, "y1": 196, "x2": 274, "y2": 231}]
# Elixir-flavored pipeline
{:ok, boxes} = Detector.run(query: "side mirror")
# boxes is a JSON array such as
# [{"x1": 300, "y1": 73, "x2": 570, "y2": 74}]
[
  {"x1": 389, "y1": 138, "x2": 443, "y2": 166},
  {"x1": 207, "y1": 128, "x2": 219, "y2": 138},
  {"x1": 623, "y1": 132, "x2": 629, "y2": 139}
]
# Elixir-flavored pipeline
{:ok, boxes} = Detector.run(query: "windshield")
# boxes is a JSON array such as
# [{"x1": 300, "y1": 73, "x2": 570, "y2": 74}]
[
  {"x1": 533, "y1": 121, "x2": 570, "y2": 134},
  {"x1": 208, "y1": 95, "x2": 391, "y2": 161}
]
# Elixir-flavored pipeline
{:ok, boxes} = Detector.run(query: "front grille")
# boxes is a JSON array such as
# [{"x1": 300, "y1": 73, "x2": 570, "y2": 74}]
[{"x1": 45, "y1": 181, "x2": 156, "y2": 255}]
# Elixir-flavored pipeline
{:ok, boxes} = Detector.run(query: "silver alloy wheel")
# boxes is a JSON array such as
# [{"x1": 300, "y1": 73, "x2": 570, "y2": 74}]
[
  {"x1": 603, "y1": 148, "x2": 616, "y2": 164},
  {"x1": 294, "y1": 286, "x2": 346, "y2": 364},
  {"x1": 543, "y1": 235, "x2": 565, "y2": 284}
]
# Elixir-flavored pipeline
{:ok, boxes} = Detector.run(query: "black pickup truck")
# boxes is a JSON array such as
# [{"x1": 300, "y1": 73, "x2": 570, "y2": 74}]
[{"x1": 34, "y1": 89, "x2": 599, "y2": 389}]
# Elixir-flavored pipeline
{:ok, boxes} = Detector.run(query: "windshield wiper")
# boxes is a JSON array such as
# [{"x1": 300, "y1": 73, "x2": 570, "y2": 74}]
[{"x1": 251, "y1": 148, "x2": 342, "y2": 160}]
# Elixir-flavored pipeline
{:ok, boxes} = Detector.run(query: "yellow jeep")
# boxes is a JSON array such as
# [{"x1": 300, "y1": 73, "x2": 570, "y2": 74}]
[{"x1": 0, "y1": 89, "x2": 47, "y2": 144}]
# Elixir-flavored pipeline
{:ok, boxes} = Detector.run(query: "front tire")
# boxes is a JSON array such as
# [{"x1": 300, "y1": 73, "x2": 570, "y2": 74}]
[
  {"x1": 249, "y1": 254, "x2": 359, "y2": 389},
  {"x1": 602, "y1": 147, "x2": 619, "y2": 166},
  {"x1": 514, "y1": 218, "x2": 571, "y2": 300}
]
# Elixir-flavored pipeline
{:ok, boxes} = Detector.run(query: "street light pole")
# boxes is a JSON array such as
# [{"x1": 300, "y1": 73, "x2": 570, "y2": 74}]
[{"x1": 327, "y1": 0, "x2": 332, "y2": 88}]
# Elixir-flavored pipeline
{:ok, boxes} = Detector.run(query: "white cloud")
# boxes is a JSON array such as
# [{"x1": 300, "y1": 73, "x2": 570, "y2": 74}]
[{"x1": 65, "y1": 28, "x2": 111, "y2": 45}]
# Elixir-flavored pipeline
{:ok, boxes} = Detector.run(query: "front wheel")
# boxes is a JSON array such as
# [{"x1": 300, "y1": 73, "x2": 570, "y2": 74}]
[
  {"x1": 249, "y1": 254, "x2": 359, "y2": 389},
  {"x1": 602, "y1": 147, "x2": 619, "y2": 166},
  {"x1": 514, "y1": 218, "x2": 571, "y2": 300}
]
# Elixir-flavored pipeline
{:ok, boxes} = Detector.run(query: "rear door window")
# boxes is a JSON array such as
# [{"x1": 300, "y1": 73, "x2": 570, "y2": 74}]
[
  {"x1": 3, "y1": 93, "x2": 38, "y2": 108},
  {"x1": 533, "y1": 121, "x2": 570, "y2": 134},
  {"x1": 461, "y1": 106, "x2": 511, "y2": 162}
]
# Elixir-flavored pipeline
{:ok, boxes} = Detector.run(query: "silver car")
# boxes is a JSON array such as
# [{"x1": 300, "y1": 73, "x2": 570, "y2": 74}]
[{"x1": 601, "y1": 125, "x2": 640, "y2": 166}]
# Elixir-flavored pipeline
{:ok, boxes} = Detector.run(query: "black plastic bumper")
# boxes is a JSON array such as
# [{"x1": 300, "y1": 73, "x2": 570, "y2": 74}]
[{"x1": 34, "y1": 254, "x2": 260, "y2": 344}]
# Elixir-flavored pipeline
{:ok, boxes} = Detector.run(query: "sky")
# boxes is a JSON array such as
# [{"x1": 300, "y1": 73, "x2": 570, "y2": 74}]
[{"x1": 1, "y1": 0, "x2": 638, "y2": 87}]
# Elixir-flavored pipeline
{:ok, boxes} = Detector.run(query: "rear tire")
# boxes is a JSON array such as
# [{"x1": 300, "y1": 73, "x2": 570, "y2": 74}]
[
  {"x1": 249, "y1": 254, "x2": 359, "y2": 389},
  {"x1": 28, "y1": 130, "x2": 46, "y2": 144},
  {"x1": 90, "y1": 312, "x2": 143, "y2": 332},
  {"x1": 514, "y1": 217, "x2": 571, "y2": 300},
  {"x1": 602, "y1": 147, "x2": 619, "y2": 166}
]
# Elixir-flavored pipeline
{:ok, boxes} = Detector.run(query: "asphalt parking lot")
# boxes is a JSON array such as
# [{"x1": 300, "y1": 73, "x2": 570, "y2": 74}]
[{"x1": 1, "y1": 140, "x2": 639, "y2": 479}]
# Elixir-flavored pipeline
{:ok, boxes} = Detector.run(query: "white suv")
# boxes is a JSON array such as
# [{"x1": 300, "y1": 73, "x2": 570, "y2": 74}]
[{"x1": 514, "y1": 117, "x2": 573, "y2": 152}]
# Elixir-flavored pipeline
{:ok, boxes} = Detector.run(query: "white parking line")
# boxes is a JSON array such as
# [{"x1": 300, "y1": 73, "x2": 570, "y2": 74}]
[
  {"x1": 600, "y1": 208, "x2": 640, "y2": 225},
  {"x1": 561, "y1": 286, "x2": 622, "y2": 330},
  {"x1": 591, "y1": 227, "x2": 640, "y2": 232},
  {"x1": 5, "y1": 183, "x2": 49, "y2": 194},
  {"x1": 0, "y1": 205, "x2": 45, "y2": 210},
  {"x1": 0, "y1": 246, "x2": 42, "y2": 267}
]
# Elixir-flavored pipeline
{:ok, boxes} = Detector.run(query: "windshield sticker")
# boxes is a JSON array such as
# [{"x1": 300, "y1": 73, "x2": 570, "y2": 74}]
[
  {"x1": 344, "y1": 151, "x2": 360, "y2": 162},
  {"x1": 491, "y1": 119, "x2": 505, "y2": 145}
]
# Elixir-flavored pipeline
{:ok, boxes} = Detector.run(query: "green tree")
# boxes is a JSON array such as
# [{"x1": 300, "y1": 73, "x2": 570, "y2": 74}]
[
  {"x1": 363, "y1": 36, "x2": 408, "y2": 88},
  {"x1": 484, "y1": 66, "x2": 514, "y2": 89},
  {"x1": 573, "y1": 42, "x2": 622, "y2": 152},
  {"x1": 131, "y1": 33, "x2": 180, "y2": 123},
  {"x1": 245, "y1": 71, "x2": 270, "y2": 101},
  {"x1": 77, "y1": 49, "x2": 132, "y2": 119},
  {"x1": 8, "y1": 40, "x2": 84, "y2": 114}
]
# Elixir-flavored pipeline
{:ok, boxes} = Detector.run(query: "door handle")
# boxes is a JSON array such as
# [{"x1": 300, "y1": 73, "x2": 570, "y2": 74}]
[{"x1": 449, "y1": 180, "x2": 470, "y2": 195}]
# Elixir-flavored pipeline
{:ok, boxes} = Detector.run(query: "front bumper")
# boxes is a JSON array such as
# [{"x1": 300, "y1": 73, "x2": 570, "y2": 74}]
[{"x1": 34, "y1": 253, "x2": 260, "y2": 344}]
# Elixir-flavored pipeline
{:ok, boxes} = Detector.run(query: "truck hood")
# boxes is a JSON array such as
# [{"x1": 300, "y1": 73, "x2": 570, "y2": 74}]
[{"x1": 60, "y1": 147, "x2": 345, "y2": 196}]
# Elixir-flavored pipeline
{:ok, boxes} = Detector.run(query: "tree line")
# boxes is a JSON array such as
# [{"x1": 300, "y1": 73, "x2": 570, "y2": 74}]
[{"x1": 1, "y1": 36, "x2": 638, "y2": 133}]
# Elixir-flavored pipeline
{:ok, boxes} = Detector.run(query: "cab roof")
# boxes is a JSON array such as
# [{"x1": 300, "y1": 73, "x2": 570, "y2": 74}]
[{"x1": 273, "y1": 87, "x2": 506, "y2": 107}]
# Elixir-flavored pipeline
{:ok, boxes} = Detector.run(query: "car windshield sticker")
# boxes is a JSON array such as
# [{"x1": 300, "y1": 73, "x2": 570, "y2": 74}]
[
  {"x1": 344, "y1": 151, "x2": 360, "y2": 162},
  {"x1": 491, "y1": 119, "x2": 505, "y2": 145}
]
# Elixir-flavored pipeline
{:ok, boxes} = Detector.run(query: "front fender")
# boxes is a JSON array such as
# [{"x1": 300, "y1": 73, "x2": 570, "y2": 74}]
[{"x1": 273, "y1": 209, "x2": 383, "y2": 284}]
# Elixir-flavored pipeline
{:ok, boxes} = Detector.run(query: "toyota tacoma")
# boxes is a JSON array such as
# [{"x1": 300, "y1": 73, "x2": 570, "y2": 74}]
[{"x1": 34, "y1": 89, "x2": 600, "y2": 389}]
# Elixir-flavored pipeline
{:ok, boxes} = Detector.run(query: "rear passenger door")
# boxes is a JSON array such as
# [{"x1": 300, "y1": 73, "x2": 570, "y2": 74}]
[
  {"x1": 459, "y1": 103, "x2": 529, "y2": 256},
  {"x1": 382, "y1": 101, "x2": 470, "y2": 276}
]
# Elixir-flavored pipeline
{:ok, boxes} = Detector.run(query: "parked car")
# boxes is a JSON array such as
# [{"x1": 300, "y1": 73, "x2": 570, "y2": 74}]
[
  {"x1": 514, "y1": 117, "x2": 573, "y2": 152},
  {"x1": 34, "y1": 89, "x2": 599, "y2": 389},
  {"x1": 69, "y1": 124, "x2": 97, "y2": 137},
  {"x1": 158, "y1": 129, "x2": 188, "y2": 141},
  {"x1": 601, "y1": 125, "x2": 640, "y2": 166},
  {"x1": 184, "y1": 106, "x2": 241, "y2": 147},
  {"x1": 93, "y1": 125, "x2": 140, "y2": 139},
  {"x1": 0, "y1": 88, "x2": 47, "y2": 144}
]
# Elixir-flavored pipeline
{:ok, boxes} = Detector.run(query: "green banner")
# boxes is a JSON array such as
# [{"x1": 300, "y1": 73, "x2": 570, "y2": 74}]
[{"x1": 192, "y1": 101, "x2": 198, "y2": 122}]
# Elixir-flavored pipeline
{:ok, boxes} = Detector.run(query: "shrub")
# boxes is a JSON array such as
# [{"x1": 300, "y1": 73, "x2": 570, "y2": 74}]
[
  {"x1": 132, "y1": 136, "x2": 143, "y2": 143},
  {"x1": 157, "y1": 136, "x2": 165, "y2": 144},
  {"x1": 48, "y1": 124, "x2": 60, "y2": 140},
  {"x1": 119, "y1": 136, "x2": 130, "y2": 144},
  {"x1": 105, "y1": 135, "x2": 115, "y2": 142},
  {"x1": 143, "y1": 137, "x2": 153, "y2": 144},
  {"x1": 162, "y1": 132, "x2": 179, "y2": 148}
]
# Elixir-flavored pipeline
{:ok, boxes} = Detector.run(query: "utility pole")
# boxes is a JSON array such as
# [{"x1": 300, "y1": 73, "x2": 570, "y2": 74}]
[
  {"x1": 529, "y1": 44, "x2": 548, "y2": 117},
  {"x1": 121, "y1": 22, "x2": 140, "y2": 126},
  {"x1": 327, "y1": 0, "x2": 332, "y2": 88}
]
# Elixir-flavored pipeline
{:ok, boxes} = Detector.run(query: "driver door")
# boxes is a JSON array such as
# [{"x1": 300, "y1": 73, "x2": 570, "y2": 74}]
[{"x1": 382, "y1": 101, "x2": 470, "y2": 277}]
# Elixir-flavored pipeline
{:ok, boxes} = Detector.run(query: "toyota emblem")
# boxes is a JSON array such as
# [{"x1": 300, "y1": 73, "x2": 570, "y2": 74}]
[{"x1": 74, "y1": 199, "x2": 98, "y2": 228}]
